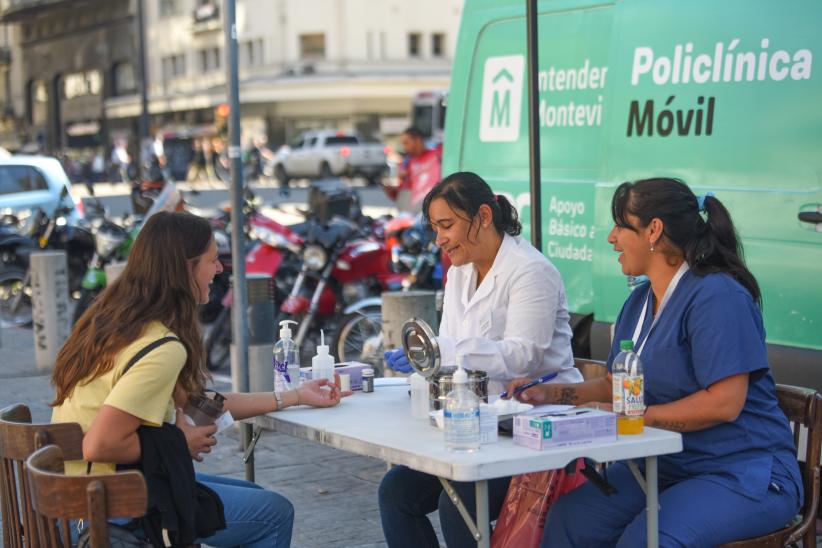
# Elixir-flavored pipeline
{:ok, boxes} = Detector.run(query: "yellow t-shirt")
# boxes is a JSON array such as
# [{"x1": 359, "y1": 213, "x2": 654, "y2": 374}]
[{"x1": 51, "y1": 321, "x2": 187, "y2": 474}]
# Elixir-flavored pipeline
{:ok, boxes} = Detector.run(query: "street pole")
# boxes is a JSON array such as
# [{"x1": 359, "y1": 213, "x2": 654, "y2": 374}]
[
  {"x1": 135, "y1": 0, "x2": 149, "y2": 143},
  {"x1": 526, "y1": 0, "x2": 542, "y2": 251},
  {"x1": 223, "y1": 0, "x2": 253, "y2": 481}
]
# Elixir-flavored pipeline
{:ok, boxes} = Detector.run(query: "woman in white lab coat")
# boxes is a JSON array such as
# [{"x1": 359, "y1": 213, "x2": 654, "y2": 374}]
[{"x1": 379, "y1": 171, "x2": 582, "y2": 548}]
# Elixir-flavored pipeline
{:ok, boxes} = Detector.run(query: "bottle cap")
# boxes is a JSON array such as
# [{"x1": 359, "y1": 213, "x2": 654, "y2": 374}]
[
  {"x1": 279, "y1": 319, "x2": 297, "y2": 339},
  {"x1": 620, "y1": 339, "x2": 634, "y2": 351},
  {"x1": 316, "y1": 329, "x2": 329, "y2": 356},
  {"x1": 454, "y1": 355, "x2": 468, "y2": 384},
  {"x1": 362, "y1": 368, "x2": 374, "y2": 377}
]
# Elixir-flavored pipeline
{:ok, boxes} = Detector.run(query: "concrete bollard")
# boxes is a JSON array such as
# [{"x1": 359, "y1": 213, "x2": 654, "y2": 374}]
[
  {"x1": 382, "y1": 289, "x2": 439, "y2": 351},
  {"x1": 230, "y1": 273, "x2": 275, "y2": 483},
  {"x1": 104, "y1": 261, "x2": 128, "y2": 284},
  {"x1": 31, "y1": 251, "x2": 71, "y2": 371}
]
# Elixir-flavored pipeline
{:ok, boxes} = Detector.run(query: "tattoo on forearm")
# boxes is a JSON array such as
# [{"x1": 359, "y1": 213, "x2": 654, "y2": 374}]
[
  {"x1": 555, "y1": 387, "x2": 578, "y2": 405},
  {"x1": 650, "y1": 420, "x2": 687, "y2": 432}
]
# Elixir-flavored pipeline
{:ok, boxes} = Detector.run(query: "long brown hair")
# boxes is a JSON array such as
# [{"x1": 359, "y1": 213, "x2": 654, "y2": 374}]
[{"x1": 52, "y1": 212, "x2": 213, "y2": 406}]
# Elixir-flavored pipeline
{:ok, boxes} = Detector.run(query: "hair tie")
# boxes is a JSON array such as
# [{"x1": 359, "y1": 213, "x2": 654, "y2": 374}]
[{"x1": 696, "y1": 192, "x2": 714, "y2": 213}]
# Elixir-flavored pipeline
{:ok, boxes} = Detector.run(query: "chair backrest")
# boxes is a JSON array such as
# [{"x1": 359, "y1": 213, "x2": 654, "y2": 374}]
[
  {"x1": 26, "y1": 444, "x2": 147, "y2": 548},
  {"x1": 775, "y1": 384, "x2": 822, "y2": 543},
  {"x1": 573, "y1": 357, "x2": 608, "y2": 381},
  {"x1": 0, "y1": 403, "x2": 84, "y2": 548}
]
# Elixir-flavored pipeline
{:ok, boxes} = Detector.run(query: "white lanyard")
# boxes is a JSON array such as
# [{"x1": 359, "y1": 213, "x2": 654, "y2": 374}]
[{"x1": 631, "y1": 262, "x2": 689, "y2": 356}]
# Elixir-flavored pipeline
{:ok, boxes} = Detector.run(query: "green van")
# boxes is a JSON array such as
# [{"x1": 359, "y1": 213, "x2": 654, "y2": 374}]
[{"x1": 444, "y1": 0, "x2": 822, "y2": 389}]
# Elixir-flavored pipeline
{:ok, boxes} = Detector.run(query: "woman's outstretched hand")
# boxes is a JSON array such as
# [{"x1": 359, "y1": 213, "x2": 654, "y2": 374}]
[{"x1": 297, "y1": 373, "x2": 353, "y2": 408}]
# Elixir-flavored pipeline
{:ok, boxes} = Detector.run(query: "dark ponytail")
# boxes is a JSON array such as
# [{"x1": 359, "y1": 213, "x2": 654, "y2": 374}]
[
  {"x1": 422, "y1": 171, "x2": 522, "y2": 237},
  {"x1": 611, "y1": 178, "x2": 761, "y2": 306}
]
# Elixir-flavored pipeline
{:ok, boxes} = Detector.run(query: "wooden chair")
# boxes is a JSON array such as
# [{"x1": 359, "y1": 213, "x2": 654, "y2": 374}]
[
  {"x1": 573, "y1": 357, "x2": 608, "y2": 381},
  {"x1": 26, "y1": 444, "x2": 147, "y2": 548},
  {"x1": 720, "y1": 384, "x2": 821, "y2": 547},
  {"x1": 0, "y1": 403, "x2": 84, "y2": 548}
]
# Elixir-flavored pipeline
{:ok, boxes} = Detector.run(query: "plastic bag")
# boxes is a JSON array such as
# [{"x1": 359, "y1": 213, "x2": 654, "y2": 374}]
[{"x1": 491, "y1": 458, "x2": 587, "y2": 548}]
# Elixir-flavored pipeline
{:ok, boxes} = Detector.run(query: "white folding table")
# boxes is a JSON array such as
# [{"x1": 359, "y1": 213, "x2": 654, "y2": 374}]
[{"x1": 254, "y1": 384, "x2": 682, "y2": 547}]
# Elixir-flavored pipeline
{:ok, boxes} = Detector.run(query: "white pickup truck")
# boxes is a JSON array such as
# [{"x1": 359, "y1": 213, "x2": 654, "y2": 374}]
[{"x1": 272, "y1": 130, "x2": 388, "y2": 185}]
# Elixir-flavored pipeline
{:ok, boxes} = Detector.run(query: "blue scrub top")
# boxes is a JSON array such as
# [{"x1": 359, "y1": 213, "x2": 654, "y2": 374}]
[{"x1": 608, "y1": 270, "x2": 803, "y2": 503}]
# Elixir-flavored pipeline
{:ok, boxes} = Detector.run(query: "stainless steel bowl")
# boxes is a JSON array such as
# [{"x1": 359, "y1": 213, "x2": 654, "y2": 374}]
[{"x1": 429, "y1": 366, "x2": 488, "y2": 410}]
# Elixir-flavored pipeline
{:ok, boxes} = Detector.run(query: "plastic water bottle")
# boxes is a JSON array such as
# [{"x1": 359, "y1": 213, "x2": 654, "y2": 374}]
[
  {"x1": 274, "y1": 320, "x2": 300, "y2": 392},
  {"x1": 611, "y1": 339, "x2": 645, "y2": 435},
  {"x1": 444, "y1": 357, "x2": 480, "y2": 452}
]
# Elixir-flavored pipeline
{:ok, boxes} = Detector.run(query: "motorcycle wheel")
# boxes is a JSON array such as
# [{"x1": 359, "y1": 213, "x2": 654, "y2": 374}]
[
  {"x1": 72, "y1": 288, "x2": 97, "y2": 325},
  {"x1": 0, "y1": 267, "x2": 32, "y2": 327},
  {"x1": 205, "y1": 307, "x2": 232, "y2": 371},
  {"x1": 332, "y1": 306, "x2": 384, "y2": 376}
]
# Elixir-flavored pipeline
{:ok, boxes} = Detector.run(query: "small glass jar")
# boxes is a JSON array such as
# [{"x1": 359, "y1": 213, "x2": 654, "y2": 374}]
[{"x1": 362, "y1": 368, "x2": 375, "y2": 393}]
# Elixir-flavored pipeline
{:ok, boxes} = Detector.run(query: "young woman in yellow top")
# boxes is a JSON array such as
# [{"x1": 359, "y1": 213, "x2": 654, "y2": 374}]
[{"x1": 52, "y1": 211, "x2": 347, "y2": 547}]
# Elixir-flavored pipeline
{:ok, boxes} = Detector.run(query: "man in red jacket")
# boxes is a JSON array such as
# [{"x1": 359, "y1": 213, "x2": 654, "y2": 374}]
[{"x1": 385, "y1": 126, "x2": 442, "y2": 214}]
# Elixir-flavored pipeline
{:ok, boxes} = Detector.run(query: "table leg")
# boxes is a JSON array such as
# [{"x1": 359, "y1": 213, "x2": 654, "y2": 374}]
[
  {"x1": 645, "y1": 456, "x2": 659, "y2": 548},
  {"x1": 437, "y1": 477, "x2": 489, "y2": 547},
  {"x1": 475, "y1": 480, "x2": 490, "y2": 548}
]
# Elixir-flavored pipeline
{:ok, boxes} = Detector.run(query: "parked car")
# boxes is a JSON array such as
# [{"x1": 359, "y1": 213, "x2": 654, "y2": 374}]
[
  {"x1": 271, "y1": 130, "x2": 388, "y2": 186},
  {"x1": 0, "y1": 156, "x2": 78, "y2": 221}
]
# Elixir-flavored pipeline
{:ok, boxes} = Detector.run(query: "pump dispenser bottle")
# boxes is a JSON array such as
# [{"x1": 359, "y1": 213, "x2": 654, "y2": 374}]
[
  {"x1": 311, "y1": 330, "x2": 335, "y2": 387},
  {"x1": 274, "y1": 320, "x2": 300, "y2": 391}
]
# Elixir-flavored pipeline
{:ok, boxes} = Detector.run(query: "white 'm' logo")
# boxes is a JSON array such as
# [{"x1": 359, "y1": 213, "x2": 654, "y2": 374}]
[{"x1": 480, "y1": 55, "x2": 524, "y2": 142}]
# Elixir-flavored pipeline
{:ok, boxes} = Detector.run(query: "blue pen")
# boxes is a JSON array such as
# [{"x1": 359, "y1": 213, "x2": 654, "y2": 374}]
[{"x1": 500, "y1": 371, "x2": 560, "y2": 399}]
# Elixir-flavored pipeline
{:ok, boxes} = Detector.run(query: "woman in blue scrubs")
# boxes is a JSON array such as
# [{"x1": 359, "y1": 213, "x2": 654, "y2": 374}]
[{"x1": 507, "y1": 178, "x2": 803, "y2": 547}]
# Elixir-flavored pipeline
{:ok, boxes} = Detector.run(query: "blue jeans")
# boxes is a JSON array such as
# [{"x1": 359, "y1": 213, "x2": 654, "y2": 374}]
[
  {"x1": 378, "y1": 465, "x2": 511, "y2": 548},
  {"x1": 196, "y1": 472, "x2": 294, "y2": 548},
  {"x1": 542, "y1": 461, "x2": 801, "y2": 548}
]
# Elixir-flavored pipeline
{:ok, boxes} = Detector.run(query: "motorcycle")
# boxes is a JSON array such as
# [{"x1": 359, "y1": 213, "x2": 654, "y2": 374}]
[
  {"x1": 71, "y1": 215, "x2": 138, "y2": 324},
  {"x1": 1, "y1": 187, "x2": 95, "y2": 326},
  {"x1": 202, "y1": 196, "x2": 304, "y2": 370},
  {"x1": 333, "y1": 215, "x2": 444, "y2": 370},
  {"x1": 277, "y1": 214, "x2": 407, "y2": 365}
]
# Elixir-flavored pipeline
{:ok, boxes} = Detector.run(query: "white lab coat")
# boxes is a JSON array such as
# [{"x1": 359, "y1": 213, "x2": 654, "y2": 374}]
[{"x1": 437, "y1": 234, "x2": 582, "y2": 394}]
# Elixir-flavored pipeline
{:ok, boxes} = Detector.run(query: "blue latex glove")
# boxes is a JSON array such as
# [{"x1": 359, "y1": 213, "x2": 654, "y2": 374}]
[{"x1": 384, "y1": 348, "x2": 413, "y2": 374}]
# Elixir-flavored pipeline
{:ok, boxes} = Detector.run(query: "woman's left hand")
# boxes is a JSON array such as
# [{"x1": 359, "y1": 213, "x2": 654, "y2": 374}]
[{"x1": 297, "y1": 373, "x2": 353, "y2": 408}]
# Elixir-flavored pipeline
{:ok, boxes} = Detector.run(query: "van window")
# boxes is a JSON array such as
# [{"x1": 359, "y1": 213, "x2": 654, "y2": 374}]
[
  {"x1": 0, "y1": 166, "x2": 48, "y2": 195},
  {"x1": 326, "y1": 136, "x2": 358, "y2": 146}
]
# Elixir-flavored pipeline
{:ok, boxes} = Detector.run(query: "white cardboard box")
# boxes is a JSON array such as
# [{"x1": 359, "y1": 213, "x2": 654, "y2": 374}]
[{"x1": 513, "y1": 408, "x2": 617, "y2": 450}]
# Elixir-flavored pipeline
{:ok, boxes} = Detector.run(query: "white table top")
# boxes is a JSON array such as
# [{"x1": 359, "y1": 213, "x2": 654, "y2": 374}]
[{"x1": 255, "y1": 384, "x2": 683, "y2": 482}]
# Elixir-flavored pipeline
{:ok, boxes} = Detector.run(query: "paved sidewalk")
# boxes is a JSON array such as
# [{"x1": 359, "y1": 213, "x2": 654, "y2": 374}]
[{"x1": 0, "y1": 324, "x2": 445, "y2": 547}]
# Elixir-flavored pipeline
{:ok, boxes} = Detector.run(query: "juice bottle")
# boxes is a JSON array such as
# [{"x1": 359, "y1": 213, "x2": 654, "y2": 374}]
[{"x1": 611, "y1": 340, "x2": 645, "y2": 435}]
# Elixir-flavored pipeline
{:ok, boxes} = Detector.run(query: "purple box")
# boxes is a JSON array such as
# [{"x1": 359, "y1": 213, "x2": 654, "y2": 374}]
[{"x1": 299, "y1": 361, "x2": 370, "y2": 391}]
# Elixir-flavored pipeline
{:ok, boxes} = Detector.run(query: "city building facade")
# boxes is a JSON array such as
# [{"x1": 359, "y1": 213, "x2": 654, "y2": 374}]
[{"x1": 0, "y1": 0, "x2": 462, "y2": 172}]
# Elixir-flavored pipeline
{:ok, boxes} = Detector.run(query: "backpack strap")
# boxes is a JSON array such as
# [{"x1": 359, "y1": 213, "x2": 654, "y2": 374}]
[{"x1": 122, "y1": 336, "x2": 180, "y2": 376}]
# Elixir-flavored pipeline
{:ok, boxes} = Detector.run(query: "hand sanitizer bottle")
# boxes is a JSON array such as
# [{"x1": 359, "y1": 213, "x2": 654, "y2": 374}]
[
  {"x1": 311, "y1": 330, "x2": 335, "y2": 388},
  {"x1": 274, "y1": 320, "x2": 300, "y2": 391},
  {"x1": 444, "y1": 356, "x2": 480, "y2": 452}
]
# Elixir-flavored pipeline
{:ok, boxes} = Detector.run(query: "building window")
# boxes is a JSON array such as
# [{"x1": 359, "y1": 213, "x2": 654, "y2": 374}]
[
  {"x1": 198, "y1": 47, "x2": 221, "y2": 72},
  {"x1": 408, "y1": 32, "x2": 421, "y2": 58},
  {"x1": 162, "y1": 54, "x2": 186, "y2": 81},
  {"x1": 159, "y1": 0, "x2": 179, "y2": 16},
  {"x1": 299, "y1": 33, "x2": 325, "y2": 59},
  {"x1": 243, "y1": 39, "x2": 264, "y2": 67},
  {"x1": 112, "y1": 62, "x2": 136, "y2": 96},
  {"x1": 431, "y1": 33, "x2": 445, "y2": 57}
]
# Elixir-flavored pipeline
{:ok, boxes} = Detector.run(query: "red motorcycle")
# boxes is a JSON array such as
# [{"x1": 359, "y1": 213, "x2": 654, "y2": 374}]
[
  {"x1": 278, "y1": 215, "x2": 406, "y2": 362},
  {"x1": 203, "y1": 206, "x2": 304, "y2": 370}
]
